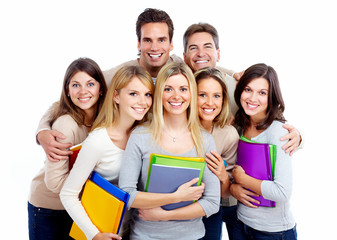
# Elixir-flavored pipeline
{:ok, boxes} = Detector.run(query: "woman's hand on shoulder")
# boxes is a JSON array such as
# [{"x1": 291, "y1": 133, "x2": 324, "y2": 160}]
[
  {"x1": 173, "y1": 178, "x2": 204, "y2": 203},
  {"x1": 205, "y1": 151, "x2": 229, "y2": 183},
  {"x1": 93, "y1": 232, "x2": 122, "y2": 240}
]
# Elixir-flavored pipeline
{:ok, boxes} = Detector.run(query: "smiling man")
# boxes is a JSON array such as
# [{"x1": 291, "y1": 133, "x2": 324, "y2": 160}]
[{"x1": 104, "y1": 8, "x2": 182, "y2": 85}]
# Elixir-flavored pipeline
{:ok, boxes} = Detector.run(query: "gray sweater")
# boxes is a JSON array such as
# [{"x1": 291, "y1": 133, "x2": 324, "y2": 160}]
[
  {"x1": 237, "y1": 121, "x2": 296, "y2": 232},
  {"x1": 119, "y1": 126, "x2": 220, "y2": 240}
]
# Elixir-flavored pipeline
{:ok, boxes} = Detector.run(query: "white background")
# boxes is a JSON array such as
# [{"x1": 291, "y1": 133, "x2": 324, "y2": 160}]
[{"x1": 1, "y1": 0, "x2": 336, "y2": 239}]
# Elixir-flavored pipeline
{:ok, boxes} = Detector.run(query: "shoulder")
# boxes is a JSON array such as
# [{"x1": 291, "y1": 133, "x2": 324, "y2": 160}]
[
  {"x1": 264, "y1": 121, "x2": 287, "y2": 145},
  {"x1": 52, "y1": 115, "x2": 82, "y2": 134},
  {"x1": 129, "y1": 125, "x2": 152, "y2": 142},
  {"x1": 213, "y1": 124, "x2": 239, "y2": 141}
]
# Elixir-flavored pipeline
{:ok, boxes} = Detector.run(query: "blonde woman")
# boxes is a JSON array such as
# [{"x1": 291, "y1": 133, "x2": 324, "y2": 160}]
[
  {"x1": 60, "y1": 65, "x2": 154, "y2": 240},
  {"x1": 118, "y1": 62, "x2": 220, "y2": 240}
]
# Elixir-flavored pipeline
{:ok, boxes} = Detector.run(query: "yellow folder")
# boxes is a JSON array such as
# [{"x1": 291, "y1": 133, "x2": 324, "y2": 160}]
[{"x1": 69, "y1": 179, "x2": 125, "y2": 239}]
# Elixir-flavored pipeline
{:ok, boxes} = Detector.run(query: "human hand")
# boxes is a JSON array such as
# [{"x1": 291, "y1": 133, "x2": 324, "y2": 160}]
[
  {"x1": 37, "y1": 130, "x2": 72, "y2": 162},
  {"x1": 93, "y1": 232, "x2": 122, "y2": 240},
  {"x1": 205, "y1": 151, "x2": 228, "y2": 183},
  {"x1": 174, "y1": 178, "x2": 205, "y2": 202},
  {"x1": 230, "y1": 183, "x2": 259, "y2": 208},
  {"x1": 138, "y1": 207, "x2": 167, "y2": 221},
  {"x1": 281, "y1": 124, "x2": 301, "y2": 156},
  {"x1": 233, "y1": 70, "x2": 244, "y2": 81},
  {"x1": 232, "y1": 165, "x2": 246, "y2": 184}
]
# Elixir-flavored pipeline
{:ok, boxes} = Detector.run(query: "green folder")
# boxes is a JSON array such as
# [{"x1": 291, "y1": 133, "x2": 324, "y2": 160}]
[
  {"x1": 145, "y1": 154, "x2": 205, "y2": 191},
  {"x1": 240, "y1": 136, "x2": 277, "y2": 178}
]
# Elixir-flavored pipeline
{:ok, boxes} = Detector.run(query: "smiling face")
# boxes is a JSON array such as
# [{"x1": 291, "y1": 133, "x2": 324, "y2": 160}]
[
  {"x1": 184, "y1": 32, "x2": 220, "y2": 72},
  {"x1": 197, "y1": 77, "x2": 223, "y2": 125},
  {"x1": 240, "y1": 77, "x2": 269, "y2": 123},
  {"x1": 138, "y1": 22, "x2": 173, "y2": 76},
  {"x1": 162, "y1": 74, "x2": 191, "y2": 117},
  {"x1": 68, "y1": 71, "x2": 101, "y2": 115},
  {"x1": 114, "y1": 76, "x2": 153, "y2": 122}
]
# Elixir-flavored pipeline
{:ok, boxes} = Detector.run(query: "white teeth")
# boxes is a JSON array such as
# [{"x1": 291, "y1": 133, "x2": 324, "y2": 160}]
[
  {"x1": 149, "y1": 53, "x2": 162, "y2": 58},
  {"x1": 170, "y1": 102, "x2": 182, "y2": 106},
  {"x1": 203, "y1": 108, "x2": 214, "y2": 113},
  {"x1": 133, "y1": 108, "x2": 145, "y2": 113},
  {"x1": 247, "y1": 103, "x2": 258, "y2": 108},
  {"x1": 79, "y1": 97, "x2": 90, "y2": 101},
  {"x1": 196, "y1": 60, "x2": 208, "y2": 63}
]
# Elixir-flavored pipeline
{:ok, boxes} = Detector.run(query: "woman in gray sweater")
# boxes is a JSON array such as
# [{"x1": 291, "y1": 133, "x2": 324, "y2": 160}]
[
  {"x1": 232, "y1": 63, "x2": 297, "y2": 239},
  {"x1": 119, "y1": 62, "x2": 220, "y2": 240}
]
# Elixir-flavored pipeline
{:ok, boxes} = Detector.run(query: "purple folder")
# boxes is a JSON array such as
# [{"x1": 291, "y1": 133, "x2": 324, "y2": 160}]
[{"x1": 236, "y1": 139, "x2": 275, "y2": 207}]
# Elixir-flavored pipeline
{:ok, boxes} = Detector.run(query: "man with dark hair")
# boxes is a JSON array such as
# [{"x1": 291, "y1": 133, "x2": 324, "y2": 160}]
[{"x1": 36, "y1": 8, "x2": 182, "y2": 162}]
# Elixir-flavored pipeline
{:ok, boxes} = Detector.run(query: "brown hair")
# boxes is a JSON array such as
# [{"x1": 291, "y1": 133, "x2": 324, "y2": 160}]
[
  {"x1": 234, "y1": 63, "x2": 286, "y2": 132},
  {"x1": 50, "y1": 58, "x2": 107, "y2": 126},
  {"x1": 194, "y1": 67, "x2": 231, "y2": 127},
  {"x1": 136, "y1": 8, "x2": 174, "y2": 43}
]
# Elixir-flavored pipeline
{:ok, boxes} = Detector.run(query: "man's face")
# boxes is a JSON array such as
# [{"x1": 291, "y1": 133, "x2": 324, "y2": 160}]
[
  {"x1": 184, "y1": 32, "x2": 220, "y2": 72},
  {"x1": 138, "y1": 22, "x2": 173, "y2": 72}
]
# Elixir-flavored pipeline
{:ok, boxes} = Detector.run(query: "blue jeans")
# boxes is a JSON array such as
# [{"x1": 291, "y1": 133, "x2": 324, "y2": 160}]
[
  {"x1": 233, "y1": 220, "x2": 297, "y2": 240},
  {"x1": 222, "y1": 205, "x2": 238, "y2": 240},
  {"x1": 201, "y1": 206, "x2": 223, "y2": 240},
  {"x1": 201, "y1": 205, "x2": 238, "y2": 240},
  {"x1": 28, "y1": 202, "x2": 73, "y2": 240}
]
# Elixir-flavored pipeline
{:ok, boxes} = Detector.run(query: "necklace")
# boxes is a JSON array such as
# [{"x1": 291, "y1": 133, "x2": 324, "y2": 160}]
[{"x1": 166, "y1": 131, "x2": 177, "y2": 142}]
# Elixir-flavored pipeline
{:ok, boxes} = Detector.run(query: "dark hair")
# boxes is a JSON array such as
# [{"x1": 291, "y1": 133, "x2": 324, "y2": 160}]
[
  {"x1": 234, "y1": 63, "x2": 286, "y2": 132},
  {"x1": 50, "y1": 57, "x2": 107, "y2": 126},
  {"x1": 136, "y1": 8, "x2": 174, "y2": 42},
  {"x1": 183, "y1": 23, "x2": 219, "y2": 53}
]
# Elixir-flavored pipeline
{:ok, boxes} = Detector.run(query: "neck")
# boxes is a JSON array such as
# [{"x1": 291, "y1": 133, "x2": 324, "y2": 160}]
[
  {"x1": 138, "y1": 58, "x2": 160, "y2": 78},
  {"x1": 200, "y1": 119, "x2": 213, "y2": 133},
  {"x1": 84, "y1": 108, "x2": 96, "y2": 128},
  {"x1": 163, "y1": 113, "x2": 188, "y2": 133}
]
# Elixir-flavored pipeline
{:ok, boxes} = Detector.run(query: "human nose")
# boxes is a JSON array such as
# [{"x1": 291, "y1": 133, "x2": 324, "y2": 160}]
[
  {"x1": 151, "y1": 41, "x2": 160, "y2": 51},
  {"x1": 205, "y1": 96, "x2": 213, "y2": 105}
]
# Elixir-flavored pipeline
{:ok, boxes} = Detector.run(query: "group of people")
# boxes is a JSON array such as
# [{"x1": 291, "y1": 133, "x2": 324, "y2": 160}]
[{"x1": 28, "y1": 8, "x2": 300, "y2": 240}]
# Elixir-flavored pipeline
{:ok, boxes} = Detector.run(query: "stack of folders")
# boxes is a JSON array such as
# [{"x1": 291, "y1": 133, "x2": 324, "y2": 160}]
[
  {"x1": 145, "y1": 154, "x2": 205, "y2": 210},
  {"x1": 236, "y1": 136, "x2": 277, "y2": 207},
  {"x1": 69, "y1": 171, "x2": 130, "y2": 240},
  {"x1": 69, "y1": 143, "x2": 82, "y2": 170}
]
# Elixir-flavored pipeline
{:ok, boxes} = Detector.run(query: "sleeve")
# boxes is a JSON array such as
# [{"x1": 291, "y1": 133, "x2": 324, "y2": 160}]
[
  {"x1": 222, "y1": 126, "x2": 239, "y2": 176},
  {"x1": 261, "y1": 124, "x2": 293, "y2": 202},
  {"x1": 60, "y1": 132, "x2": 103, "y2": 240},
  {"x1": 44, "y1": 115, "x2": 78, "y2": 193},
  {"x1": 35, "y1": 102, "x2": 59, "y2": 142},
  {"x1": 197, "y1": 134, "x2": 221, "y2": 217},
  {"x1": 118, "y1": 132, "x2": 143, "y2": 209}
]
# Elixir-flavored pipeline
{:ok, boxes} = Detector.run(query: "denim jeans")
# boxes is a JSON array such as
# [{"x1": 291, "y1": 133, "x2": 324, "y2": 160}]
[
  {"x1": 28, "y1": 202, "x2": 73, "y2": 240},
  {"x1": 222, "y1": 205, "x2": 238, "y2": 240},
  {"x1": 201, "y1": 206, "x2": 223, "y2": 240},
  {"x1": 233, "y1": 220, "x2": 297, "y2": 240}
]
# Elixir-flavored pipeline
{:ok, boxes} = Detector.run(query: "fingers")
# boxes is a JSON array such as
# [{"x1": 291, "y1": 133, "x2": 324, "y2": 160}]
[{"x1": 50, "y1": 129, "x2": 67, "y2": 139}]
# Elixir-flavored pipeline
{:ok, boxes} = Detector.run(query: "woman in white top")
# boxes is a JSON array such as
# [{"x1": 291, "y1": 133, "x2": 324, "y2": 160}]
[
  {"x1": 60, "y1": 65, "x2": 154, "y2": 240},
  {"x1": 28, "y1": 58, "x2": 107, "y2": 240}
]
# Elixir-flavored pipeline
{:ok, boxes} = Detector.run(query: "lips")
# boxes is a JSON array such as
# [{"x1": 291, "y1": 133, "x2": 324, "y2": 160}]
[
  {"x1": 148, "y1": 53, "x2": 163, "y2": 59},
  {"x1": 169, "y1": 102, "x2": 183, "y2": 108},
  {"x1": 78, "y1": 97, "x2": 91, "y2": 103},
  {"x1": 202, "y1": 108, "x2": 215, "y2": 113},
  {"x1": 132, "y1": 107, "x2": 147, "y2": 114},
  {"x1": 195, "y1": 60, "x2": 208, "y2": 64},
  {"x1": 246, "y1": 102, "x2": 259, "y2": 109}
]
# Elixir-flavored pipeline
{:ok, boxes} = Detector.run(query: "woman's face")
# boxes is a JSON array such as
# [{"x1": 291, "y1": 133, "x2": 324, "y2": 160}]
[
  {"x1": 240, "y1": 77, "x2": 269, "y2": 121},
  {"x1": 114, "y1": 76, "x2": 153, "y2": 122},
  {"x1": 68, "y1": 71, "x2": 101, "y2": 114},
  {"x1": 162, "y1": 74, "x2": 191, "y2": 117},
  {"x1": 197, "y1": 77, "x2": 223, "y2": 124}
]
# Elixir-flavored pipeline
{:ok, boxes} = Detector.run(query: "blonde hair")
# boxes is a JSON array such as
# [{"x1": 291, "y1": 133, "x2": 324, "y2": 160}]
[
  {"x1": 194, "y1": 67, "x2": 231, "y2": 128},
  {"x1": 151, "y1": 62, "x2": 205, "y2": 157},
  {"x1": 92, "y1": 65, "x2": 154, "y2": 130}
]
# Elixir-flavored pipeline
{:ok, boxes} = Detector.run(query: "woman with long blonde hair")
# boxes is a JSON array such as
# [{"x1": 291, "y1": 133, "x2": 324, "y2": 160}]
[
  {"x1": 119, "y1": 62, "x2": 220, "y2": 240},
  {"x1": 60, "y1": 65, "x2": 154, "y2": 240}
]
